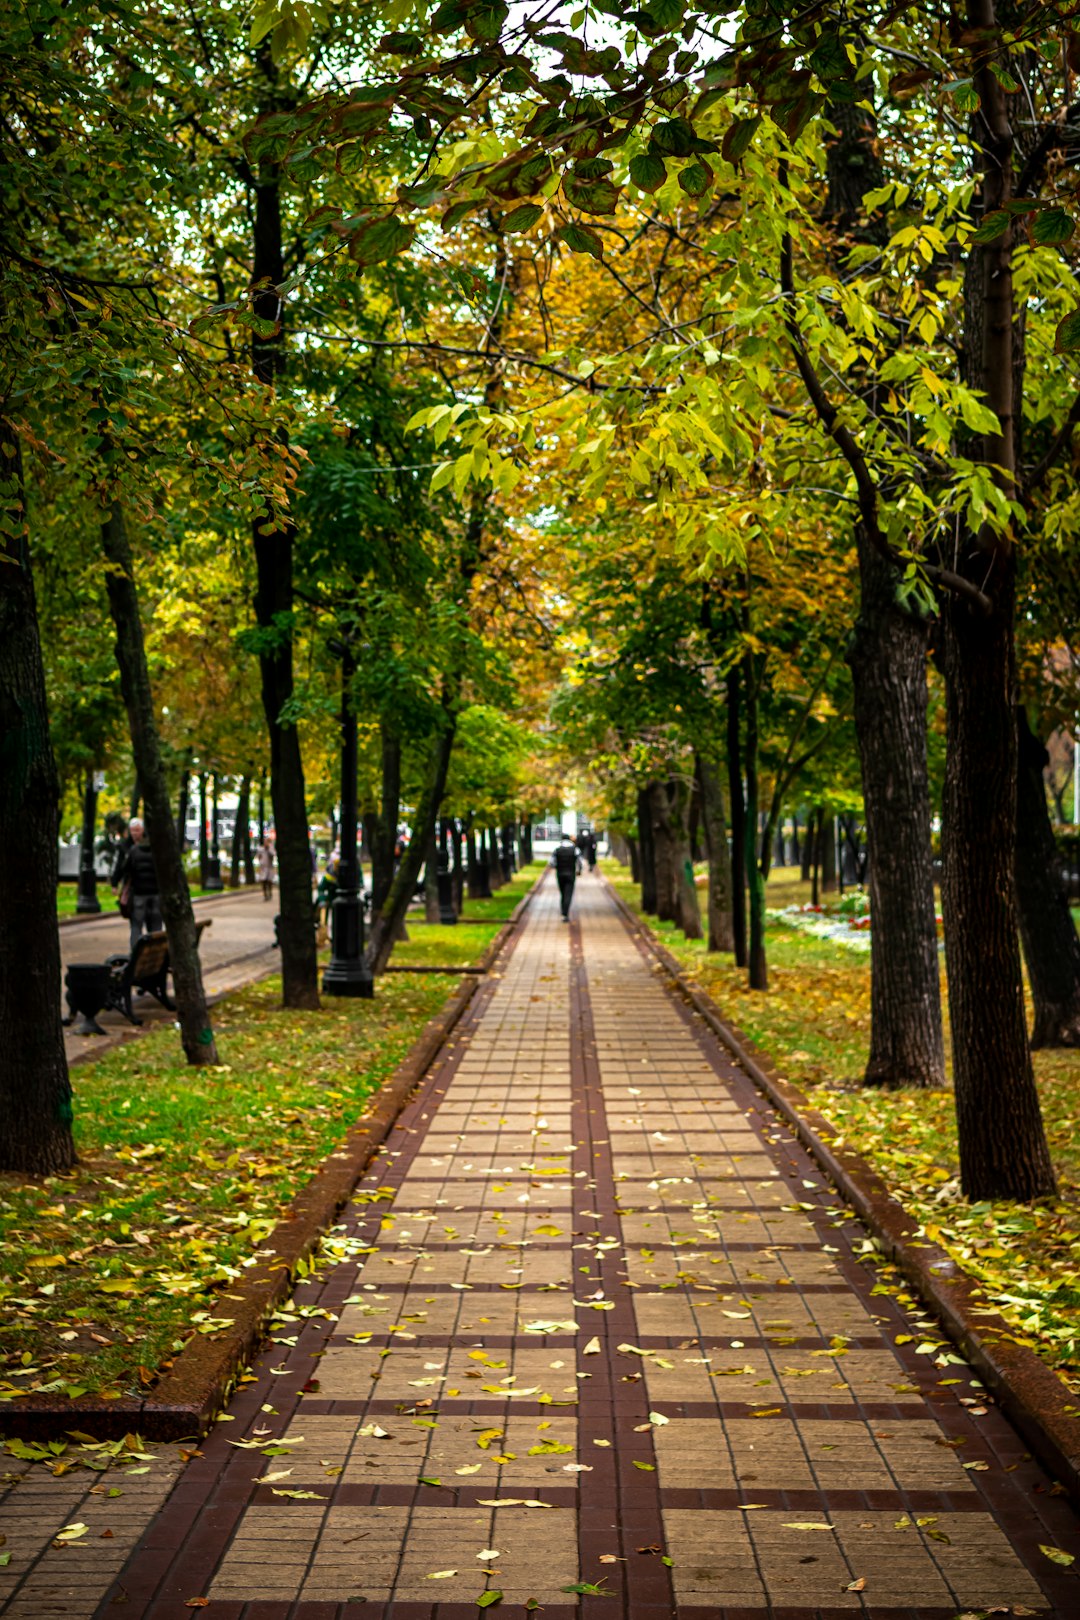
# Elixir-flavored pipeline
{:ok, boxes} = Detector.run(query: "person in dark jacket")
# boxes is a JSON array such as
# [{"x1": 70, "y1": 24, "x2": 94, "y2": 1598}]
[
  {"x1": 112, "y1": 818, "x2": 162, "y2": 951},
  {"x1": 552, "y1": 834, "x2": 581, "y2": 920}
]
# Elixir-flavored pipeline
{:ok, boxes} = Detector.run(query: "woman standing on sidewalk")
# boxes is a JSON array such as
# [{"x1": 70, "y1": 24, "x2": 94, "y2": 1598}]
[{"x1": 256, "y1": 838, "x2": 275, "y2": 901}]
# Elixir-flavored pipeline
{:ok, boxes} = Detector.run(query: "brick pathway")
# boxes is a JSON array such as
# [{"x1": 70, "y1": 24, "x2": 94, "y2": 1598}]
[{"x1": 8, "y1": 874, "x2": 1078, "y2": 1617}]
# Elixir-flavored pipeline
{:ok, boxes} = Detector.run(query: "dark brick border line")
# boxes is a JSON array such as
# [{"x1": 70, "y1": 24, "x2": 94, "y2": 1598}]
[
  {"x1": 2, "y1": 884, "x2": 540, "y2": 1444},
  {"x1": 604, "y1": 878, "x2": 1080, "y2": 1512}
]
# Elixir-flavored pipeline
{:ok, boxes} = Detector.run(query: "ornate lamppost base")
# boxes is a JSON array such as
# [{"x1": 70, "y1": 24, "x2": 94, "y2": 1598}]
[{"x1": 322, "y1": 889, "x2": 374, "y2": 998}]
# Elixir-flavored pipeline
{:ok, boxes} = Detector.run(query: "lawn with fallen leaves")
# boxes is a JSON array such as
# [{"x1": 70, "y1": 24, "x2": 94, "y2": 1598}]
[
  {"x1": 0, "y1": 971, "x2": 463, "y2": 1402},
  {"x1": 604, "y1": 862, "x2": 1080, "y2": 1393}
]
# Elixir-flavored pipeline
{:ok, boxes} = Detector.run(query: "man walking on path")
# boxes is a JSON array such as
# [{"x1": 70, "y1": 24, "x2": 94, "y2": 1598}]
[
  {"x1": 257, "y1": 837, "x2": 275, "y2": 901},
  {"x1": 112, "y1": 817, "x2": 161, "y2": 950},
  {"x1": 552, "y1": 832, "x2": 580, "y2": 919}
]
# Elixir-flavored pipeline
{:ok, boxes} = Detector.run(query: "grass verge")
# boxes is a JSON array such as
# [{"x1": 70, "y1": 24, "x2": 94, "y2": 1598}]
[
  {"x1": 603, "y1": 860, "x2": 1080, "y2": 1393},
  {"x1": 388, "y1": 862, "x2": 545, "y2": 969},
  {"x1": 0, "y1": 971, "x2": 461, "y2": 1403}
]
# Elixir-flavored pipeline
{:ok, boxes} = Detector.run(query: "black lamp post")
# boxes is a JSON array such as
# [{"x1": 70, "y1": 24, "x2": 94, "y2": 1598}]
[
  {"x1": 323, "y1": 639, "x2": 374, "y2": 998},
  {"x1": 204, "y1": 773, "x2": 224, "y2": 890},
  {"x1": 76, "y1": 770, "x2": 103, "y2": 914}
]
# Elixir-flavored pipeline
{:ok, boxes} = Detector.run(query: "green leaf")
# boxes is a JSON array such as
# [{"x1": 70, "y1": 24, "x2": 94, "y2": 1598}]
[
  {"x1": 651, "y1": 118, "x2": 696, "y2": 157},
  {"x1": 563, "y1": 174, "x2": 620, "y2": 214},
  {"x1": 556, "y1": 222, "x2": 604, "y2": 260},
  {"x1": 477, "y1": 1591, "x2": 504, "y2": 1608},
  {"x1": 952, "y1": 80, "x2": 981, "y2": 113},
  {"x1": 1031, "y1": 207, "x2": 1075, "y2": 246},
  {"x1": 1054, "y1": 307, "x2": 1080, "y2": 354},
  {"x1": 722, "y1": 115, "x2": 762, "y2": 164},
  {"x1": 678, "y1": 160, "x2": 712, "y2": 198},
  {"x1": 501, "y1": 203, "x2": 543, "y2": 233},
  {"x1": 971, "y1": 210, "x2": 1010, "y2": 244},
  {"x1": 1039, "y1": 1544, "x2": 1075, "y2": 1566},
  {"x1": 348, "y1": 214, "x2": 416, "y2": 267},
  {"x1": 629, "y1": 152, "x2": 667, "y2": 193},
  {"x1": 442, "y1": 199, "x2": 481, "y2": 231},
  {"x1": 809, "y1": 32, "x2": 849, "y2": 82}
]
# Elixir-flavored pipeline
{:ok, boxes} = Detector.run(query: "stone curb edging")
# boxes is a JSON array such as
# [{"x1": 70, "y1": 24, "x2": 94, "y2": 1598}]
[
  {"x1": 58, "y1": 885, "x2": 258, "y2": 930},
  {"x1": 605, "y1": 878, "x2": 1080, "y2": 1509},
  {"x1": 2, "y1": 877, "x2": 541, "y2": 1444}
]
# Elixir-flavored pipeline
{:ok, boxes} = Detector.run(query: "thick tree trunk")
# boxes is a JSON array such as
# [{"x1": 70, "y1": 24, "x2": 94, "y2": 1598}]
[
  {"x1": 101, "y1": 502, "x2": 218, "y2": 1065},
  {"x1": 940, "y1": 5, "x2": 1055, "y2": 1200},
  {"x1": 243, "y1": 804, "x2": 255, "y2": 886},
  {"x1": 697, "y1": 750, "x2": 735, "y2": 953},
  {"x1": 743, "y1": 650, "x2": 767, "y2": 990},
  {"x1": 0, "y1": 426, "x2": 75, "y2": 1173},
  {"x1": 637, "y1": 784, "x2": 657, "y2": 913},
  {"x1": 367, "y1": 716, "x2": 456, "y2": 972},
  {"x1": 669, "y1": 776, "x2": 703, "y2": 940},
  {"x1": 648, "y1": 780, "x2": 678, "y2": 923},
  {"x1": 800, "y1": 812, "x2": 814, "y2": 882},
  {"x1": 849, "y1": 536, "x2": 945, "y2": 1087},
  {"x1": 365, "y1": 723, "x2": 401, "y2": 914},
  {"x1": 251, "y1": 92, "x2": 317, "y2": 1010},
  {"x1": 725, "y1": 667, "x2": 748, "y2": 966},
  {"x1": 627, "y1": 837, "x2": 640, "y2": 881},
  {"x1": 1015, "y1": 709, "x2": 1080, "y2": 1046}
]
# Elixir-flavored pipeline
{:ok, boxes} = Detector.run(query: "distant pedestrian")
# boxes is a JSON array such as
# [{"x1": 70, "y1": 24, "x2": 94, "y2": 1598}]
[
  {"x1": 112, "y1": 817, "x2": 161, "y2": 952},
  {"x1": 552, "y1": 834, "x2": 581, "y2": 921},
  {"x1": 257, "y1": 839, "x2": 275, "y2": 901},
  {"x1": 585, "y1": 830, "x2": 597, "y2": 871}
]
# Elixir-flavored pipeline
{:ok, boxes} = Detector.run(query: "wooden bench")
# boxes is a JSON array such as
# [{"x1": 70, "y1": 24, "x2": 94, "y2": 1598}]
[{"x1": 64, "y1": 920, "x2": 212, "y2": 1031}]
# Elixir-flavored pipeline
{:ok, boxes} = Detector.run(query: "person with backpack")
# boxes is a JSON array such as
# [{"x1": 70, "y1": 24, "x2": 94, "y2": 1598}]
[{"x1": 552, "y1": 833, "x2": 581, "y2": 921}]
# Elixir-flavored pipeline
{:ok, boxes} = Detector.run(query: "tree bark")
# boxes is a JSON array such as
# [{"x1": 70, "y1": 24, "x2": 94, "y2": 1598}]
[
  {"x1": 820, "y1": 814, "x2": 837, "y2": 893},
  {"x1": 424, "y1": 823, "x2": 441, "y2": 923},
  {"x1": 670, "y1": 776, "x2": 703, "y2": 939},
  {"x1": 1015, "y1": 708, "x2": 1080, "y2": 1046},
  {"x1": 176, "y1": 768, "x2": 189, "y2": 850},
  {"x1": 725, "y1": 667, "x2": 748, "y2": 966},
  {"x1": 198, "y1": 772, "x2": 208, "y2": 885},
  {"x1": 101, "y1": 501, "x2": 219, "y2": 1065},
  {"x1": 743, "y1": 649, "x2": 767, "y2": 990},
  {"x1": 648, "y1": 780, "x2": 678, "y2": 923},
  {"x1": 250, "y1": 71, "x2": 317, "y2": 1010},
  {"x1": 364, "y1": 722, "x2": 401, "y2": 914},
  {"x1": 466, "y1": 821, "x2": 483, "y2": 900},
  {"x1": 0, "y1": 423, "x2": 75, "y2": 1174},
  {"x1": 637, "y1": 784, "x2": 657, "y2": 913},
  {"x1": 697, "y1": 750, "x2": 735, "y2": 952},
  {"x1": 231, "y1": 774, "x2": 251, "y2": 888},
  {"x1": 450, "y1": 817, "x2": 464, "y2": 915},
  {"x1": 366, "y1": 714, "x2": 456, "y2": 972},
  {"x1": 487, "y1": 825, "x2": 505, "y2": 889},
  {"x1": 940, "y1": 3, "x2": 1056, "y2": 1199},
  {"x1": 848, "y1": 540, "x2": 945, "y2": 1086}
]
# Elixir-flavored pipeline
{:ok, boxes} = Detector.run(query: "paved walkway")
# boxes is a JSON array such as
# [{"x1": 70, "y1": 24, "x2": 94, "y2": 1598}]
[
  {"x1": 6, "y1": 875, "x2": 1078, "y2": 1616},
  {"x1": 60, "y1": 890, "x2": 279, "y2": 1063}
]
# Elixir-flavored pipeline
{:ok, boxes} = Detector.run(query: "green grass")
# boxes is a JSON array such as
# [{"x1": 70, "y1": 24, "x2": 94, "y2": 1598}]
[
  {"x1": 0, "y1": 972, "x2": 462, "y2": 1401},
  {"x1": 388, "y1": 863, "x2": 545, "y2": 968},
  {"x1": 603, "y1": 859, "x2": 1080, "y2": 1391},
  {"x1": 57, "y1": 883, "x2": 223, "y2": 918}
]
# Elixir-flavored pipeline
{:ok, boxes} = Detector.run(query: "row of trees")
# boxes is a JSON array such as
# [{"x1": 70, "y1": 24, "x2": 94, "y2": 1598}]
[{"x1": 4, "y1": 0, "x2": 1080, "y2": 1208}]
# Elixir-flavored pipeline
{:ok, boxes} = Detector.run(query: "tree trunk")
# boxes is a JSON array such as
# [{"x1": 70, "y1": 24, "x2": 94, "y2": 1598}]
[
  {"x1": 725, "y1": 666, "x2": 748, "y2": 966},
  {"x1": 626, "y1": 837, "x2": 640, "y2": 881},
  {"x1": 243, "y1": 803, "x2": 255, "y2": 886},
  {"x1": 940, "y1": 3, "x2": 1055, "y2": 1200},
  {"x1": 743, "y1": 650, "x2": 767, "y2": 990},
  {"x1": 848, "y1": 534, "x2": 945, "y2": 1087},
  {"x1": 198, "y1": 772, "x2": 208, "y2": 885},
  {"x1": 637, "y1": 784, "x2": 657, "y2": 913},
  {"x1": 231, "y1": 774, "x2": 251, "y2": 888},
  {"x1": 365, "y1": 723, "x2": 401, "y2": 914},
  {"x1": 424, "y1": 823, "x2": 441, "y2": 923},
  {"x1": 648, "y1": 780, "x2": 678, "y2": 923},
  {"x1": 670, "y1": 776, "x2": 703, "y2": 940},
  {"x1": 250, "y1": 84, "x2": 317, "y2": 1011},
  {"x1": 466, "y1": 822, "x2": 483, "y2": 900},
  {"x1": 697, "y1": 750, "x2": 735, "y2": 952},
  {"x1": 367, "y1": 715, "x2": 456, "y2": 972},
  {"x1": 0, "y1": 424, "x2": 75, "y2": 1174},
  {"x1": 176, "y1": 768, "x2": 189, "y2": 850},
  {"x1": 101, "y1": 502, "x2": 219, "y2": 1065},
  {"x1": 1015, "y1": 708, "x2": 1080, "y2": 1046},
  {"x1": 820, "y1": 814, "x2": 837, "y2": 893},
  {"x1": 450, "y1": 818, "x2": 464, "y2": 915},
  {"x1": 800, "y1": 811, "x2": 814, "y2": 882},
  {"x1": 810, "y1": 808, "x2": 822, "y2": 907},
  {"x1": 487, "y1": 825, "x2": 505, "y2": 889}
]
